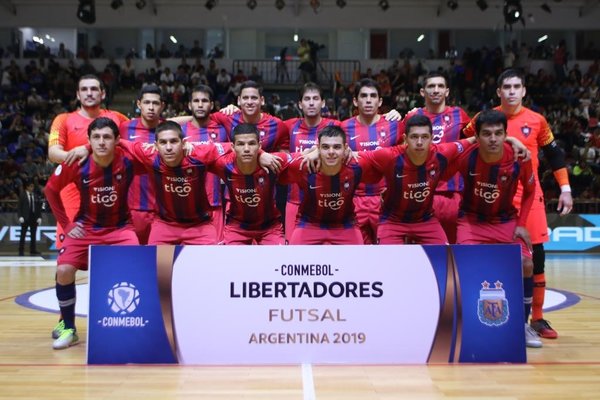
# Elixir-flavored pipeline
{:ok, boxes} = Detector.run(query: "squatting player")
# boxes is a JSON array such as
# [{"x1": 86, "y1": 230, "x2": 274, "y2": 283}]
[
  {"x1": 45, "y1": 117, "x2": 138, "y2": 350},
  {"x1": 452, "y1": 109, "x2": 540, "y2": 348}
]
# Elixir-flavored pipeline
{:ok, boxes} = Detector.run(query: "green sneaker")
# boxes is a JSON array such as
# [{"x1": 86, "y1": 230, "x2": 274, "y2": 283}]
[
  {"x1": 51, "y1": 320, "x2": 65, "y2": 339},
  {"x1": 52, "y1": 328, "x2": 79, "y2": 350}
]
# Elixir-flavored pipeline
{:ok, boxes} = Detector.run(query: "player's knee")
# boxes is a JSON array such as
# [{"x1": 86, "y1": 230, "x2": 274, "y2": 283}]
[
  {"x1": 532, "y1": 243, "x2": 545, "y2": 275},
  {"x1": 522, "y1": 258, "x2": 534, "y2": 278},
  {"x1": 56, "y1": 264, "x2": 77, "y2": 285}
]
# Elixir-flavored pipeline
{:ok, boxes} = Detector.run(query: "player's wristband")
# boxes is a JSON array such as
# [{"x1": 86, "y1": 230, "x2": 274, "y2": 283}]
[
  {"x1": 553, "y1": 168, "x2": 570, "y2": 187},
  {"x1": 560, "y1": 185, "x2": 572, "y2": 193}
]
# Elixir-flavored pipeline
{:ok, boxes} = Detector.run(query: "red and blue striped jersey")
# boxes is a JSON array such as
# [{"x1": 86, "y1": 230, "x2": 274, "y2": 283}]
[
  {"x1": 403, "y1": 106, "x2": 470, "y2": 192},
  {"x1": 340, "y1": 116, "x2": 403, "y2": 196},
  {"x1": 360, "y1": 140, "x2": 471, "y2": 223},
  {"x1": 453, "y1": 143, "x2": 536, "y2": 226},
  {"x1": 119, "y1": 118, "x2": 160, "y2": 212},
  {"x1": 279, "y1": 156, "x2": 380, "y2": 229},
  {"x1": 212, "y1": 111, "x2": 289, "y2": 152},
  {"x1": 181, "y1": 117, "x2": 229, "y2": 207},
  {"x1": 45, "y1": 149, "x2": 135, "y2": 230},
  {"x1": 284, "y1": 117, "x2": 340, "y2": 204},
  {"x1": 209, "y1": 151, "x2": 292, "y2": 230},
  {"x1": 120, "y1": 141, "x2": 227, "y2": 225}
]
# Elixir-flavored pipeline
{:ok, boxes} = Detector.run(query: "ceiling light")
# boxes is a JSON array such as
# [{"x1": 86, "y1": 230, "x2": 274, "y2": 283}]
[
  {"x1": 378, "y1": 0, "x2": 389, "y2": 11},
  {"x1": 77, "y1": 0, "x2": 96, "y2": 24},
  {"x1": 205, "y1": 0, "x2": 217, "y2": 10},
  {"x1": 447, "y1": 0, "x2": 458, "y2": 11},
  {"x1": 476, "y1": 0, "x2": 488, "y2": 11},
  {"x1": 275, "y1": 0, "x2": 285, "y2": 10},
  {"x1": 110, "y1": 0, "x2": 123, "y2": 10},
  {"x1": 336, "y1": 0, "x2": 346, "y2": 8},
  {"x1": 247, "y1": 0, "x2": 257, "y2": 10},
  {"x1": 503, "y1": 0, "x2": 522, "y2": 25},
  {"x1": 135, "y1": 0, "x2": 147, "y2": 10}
]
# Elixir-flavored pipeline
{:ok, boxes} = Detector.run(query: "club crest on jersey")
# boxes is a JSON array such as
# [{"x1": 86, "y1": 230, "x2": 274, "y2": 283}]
[
  {"x1": 211, "y1": 133, "x2": 217, "y2": 139},
  {"x1": 380, "y1": 131, "x2": 386, "y2": 137},
  {"x1": 258, "y1": 177, "x2": 265, "y2": 185},
  {"x1": 186, "y1": 168, "x2": 193, "y2": 175},
  {"x1": 444, "y1": 115, "x2": 450, "y2": 122},
  {"x1": 115, "y1": 174, "x2": 122, "y2": 181},
  {"x1": 54, "y1": 165, "x2": 63, "y2": 176},
  {"x1": 477, "y1": 280, "x2": 509, "y2": 327},
  {"x1": 259, "y1": 131, "x2": 266, "y2": 137},
  {"x1": 343, "y1": 181, "x2": 351, "y2": 191},
  {"x1": 521, "y1": 126, "x2": 531, "y2": 137}
]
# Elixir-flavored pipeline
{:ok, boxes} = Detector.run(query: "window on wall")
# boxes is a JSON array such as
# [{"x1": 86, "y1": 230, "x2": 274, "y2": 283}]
[{"x1": 370, "y1": 31, "x2": 387, "y2": 59}]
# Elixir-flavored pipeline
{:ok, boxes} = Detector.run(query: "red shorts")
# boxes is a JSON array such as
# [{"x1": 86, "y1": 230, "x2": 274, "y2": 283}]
[
  {"x1": 224, "y1": 222, "x2": 284, "y2": 245},
  {"x1": 289, "y1": 225, "x2": 363, "y2": 245},
  {"x1": 57, "y1": 225, "x2": 139, "y2": 270},
  {"x1": 456, "y1": 216, "x2": 533, "y2": 259},
  {"x1": 148, "y1": 218, "x2": 217, "y2": 245},
  {"x1": 513, "y1": 195, "x2": 548, "y2": 245},
  {"x1": 353, "y1": 196, "x2": 382, "y2": 244},
  {"x1": 131, "y1": 209, "x2": 155, "y2": 245},
  {"x1": 378, "y1": 218, "x2": 448, "y2": 245},
  {"x1": 285, "y1": 201, "x2": 300, "y2": 243},
  {"x1": 211, "y1": 205, "x2": 225, "y2": 243},
  {"x1": 433, "y1": 191, "x2": 461, "y2": 244},
  {"x1": 56, "y1": 187, "x2": 79, "y2": 249}
]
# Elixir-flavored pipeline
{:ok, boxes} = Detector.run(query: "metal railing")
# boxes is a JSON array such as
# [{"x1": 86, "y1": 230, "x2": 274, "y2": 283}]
[{"x1": 232, "y1": 59, "x2": 360, "y2": 87}]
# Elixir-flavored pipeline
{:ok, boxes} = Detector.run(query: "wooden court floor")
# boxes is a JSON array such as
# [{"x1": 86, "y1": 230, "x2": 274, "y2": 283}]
[{"x1": 1, "y1": 253, "x2": 599, "y2": 400}]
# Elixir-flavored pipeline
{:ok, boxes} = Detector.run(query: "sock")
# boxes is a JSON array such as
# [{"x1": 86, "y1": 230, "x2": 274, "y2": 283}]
[
  {"x1": 523, "y1": 276, "x2": 533, "y2": 323},
  {"x1": 56, "y1": 282, "x2": 76, "y2": 330},
  {"x1": 532, "y1": 273, "x2": 545, "y2": 321}
]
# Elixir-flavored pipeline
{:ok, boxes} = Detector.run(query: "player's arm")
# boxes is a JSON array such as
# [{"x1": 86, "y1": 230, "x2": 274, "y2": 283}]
[
  {"x1": 517, "y1": 160, "x2": 537, "y2": 227},
  {"x1": 542, "y1": 140, "x2": 573, "y2": 215},
  {"x1": 277, "y1": 154, "x2": 305, "y2": 184},
  {"x1": 43, "y1": 164, "x2": 84, "y2": 237},
  {"x1": 274, "y1": 119, "x2": 290, "y2": 152},
  {"x1": 168, "y1": 115, "x2": 193, "y2": 124},
  {"x1": 356, "y1": 155, "x2": 384, "y2": 184},
  {"x1": 48, "y1": 114, "x2": 73, "y2": 163},
  {"x1": 504, "y1": 137, "x2": 530, "y2": 161}
]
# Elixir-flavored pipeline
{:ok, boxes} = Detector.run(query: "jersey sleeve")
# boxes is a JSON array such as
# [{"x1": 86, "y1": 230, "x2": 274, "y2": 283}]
[
  {"x1": 356, "y1": 156, "x2": 384, "y2": 184},
  {"x1": 274, "y1": 119, "x2": 290, "y2": 151},
  {"x1": 44, "y1": 163, "x2": 77, "y2": 229},
  {"x1": 517, "y1": 159, "x2": 536, "y2": 227},
  {"x1": 536, "y1": 114, "x2": 556, "y2": 147},
  {"x1": 278, "y1": 153, "x2": 305, "y2": 184},
  {"x1": 48, "y1": 113, "x2": 69, "y2": 148}
]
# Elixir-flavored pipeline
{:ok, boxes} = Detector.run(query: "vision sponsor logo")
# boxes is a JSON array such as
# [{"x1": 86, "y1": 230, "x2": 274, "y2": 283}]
[
  {"x1": 91, "y1": 186, "x2": 118, "y2": 207},
  {"x1": 477, "y1": 280, "x2": 509, "y2": 327},
  {"x1": 359, "y1": 141, "x2": 380, "y2": 148},
  {"x1": 432, "y1": 125, "x2": 444, "y2": 144},
  {"x1": 475, "y1": 182, "x2": 499, "y2": 203},
  {"x1": 100, "y1": 282, "x2": 148, "y2": 328}
]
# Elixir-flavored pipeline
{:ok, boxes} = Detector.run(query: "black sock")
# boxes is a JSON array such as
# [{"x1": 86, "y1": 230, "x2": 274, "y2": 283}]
[{"x1": 56, "y1": 282, "x2": 76, "y2": 331}]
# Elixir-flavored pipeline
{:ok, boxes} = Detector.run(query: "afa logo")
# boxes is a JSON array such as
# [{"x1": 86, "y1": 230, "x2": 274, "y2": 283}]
[
  {"x1": 477, "y1": 280, "x2": 509, "y2": 327},
  {"x1": 108, "y1": 282, "x2": 140, "y2": 315}
]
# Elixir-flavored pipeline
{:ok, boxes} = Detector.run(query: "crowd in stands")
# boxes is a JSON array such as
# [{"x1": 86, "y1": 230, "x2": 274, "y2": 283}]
[{"x1": 1, "y1": 40, "x2": 599, "y2": 211}]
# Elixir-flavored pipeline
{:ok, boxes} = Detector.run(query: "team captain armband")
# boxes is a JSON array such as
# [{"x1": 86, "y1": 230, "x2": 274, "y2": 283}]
[{"x1": 553, "y1": 167, "x2": 570, "y2": 191}]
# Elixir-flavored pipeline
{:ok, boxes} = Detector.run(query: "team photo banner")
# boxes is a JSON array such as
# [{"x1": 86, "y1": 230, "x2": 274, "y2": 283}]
[{"x1": 87, "y1": 245, "x2": 526, "y2": 365}]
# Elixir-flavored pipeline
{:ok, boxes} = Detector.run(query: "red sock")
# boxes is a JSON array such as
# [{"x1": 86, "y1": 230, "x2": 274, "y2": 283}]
[{"x1": 532, "y1": 273, "x2": 545, "y2": 321}]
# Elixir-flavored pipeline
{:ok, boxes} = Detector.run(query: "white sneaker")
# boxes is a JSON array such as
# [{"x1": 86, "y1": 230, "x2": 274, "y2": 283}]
[
  {"x1": 525, "y1": 323, "x2": 542, "y2": 348},
  {"x1": 52, "y1": 328, "x2": 79, "y2": 350},
  {"x1": 51, "y1": 320, "x2": 65, "y2": 339}
]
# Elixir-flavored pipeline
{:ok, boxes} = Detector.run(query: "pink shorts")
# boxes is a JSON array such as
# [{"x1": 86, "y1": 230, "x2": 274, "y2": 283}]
[
  {"x1": 148, "y1": 218, "x2": 217, "y2": 245},
  {"x1": 378, "y1": 217, "x2": 448, "y2": 245},
  {"x1": 433, "y1": 192, "x2": 461, "y2": 244},
  {"x1": 224, "y1": 222, "x2": 284, "y2": 245},
  {"x1": 285, "y1": 201, "x2": 300, "y2": 243},
  {"x1": 131, "y1": 209, "x2": 155, "y2": 245},
  {"x1": 513, "y1": 195, "x2": 549, "y2": 245},
  {"x1": 353, "y1": 196, "x2": 382, "y2": 244},
  {"x1": 57, "y1": 225, "x2": 139, "y2": 270},
  {"x1": 289, "y1": 225, "x2": 363, "y2": 245},
  {"x1": 457, "y1": 216, "x2": 533, "y2": 259}
]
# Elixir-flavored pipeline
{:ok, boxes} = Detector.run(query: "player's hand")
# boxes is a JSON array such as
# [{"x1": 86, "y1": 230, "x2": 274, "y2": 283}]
[
  {"x1": 259, "y1": 152, "x2": 282, "y2": 173},
  {"x1": 142, "y1": 142, "x2": 157, "y2": 153},
  {"x1": 513, "y1": 226, "x2": 532, "y2": 251},
  {"x1": 505, "y1": 137, "x2": 531, "y2": 161},
  {"x1": 220, "y1": 104, "x2": 240, "y2": 115},
  {"x1": 65, "y1": 145, "x2": 89, "y2": 166},
  {"x1": 18, "y1": 217, "x2": 24, "y2": 224},
  {"x1": 383, "y1": 109, "x2": 402, "y2": 122},
  {"x1": 66, "y1": 222, "x2": 85, "y2": 239},
  {"x1": 557, "y1": 191, "x2": 573, "y2": 216},
  {"x1": 300, "y1": 147, "x2": 320, "y2": 173},
  {"x1": 345, "y1": 149, "x2": 359, "y2": 165},
  {"x1": 36, "y1": 218, "x2": 42, "y2": 225},
  {"x1": 183, "y1": 141, "x2": 194, "y2": 156}
]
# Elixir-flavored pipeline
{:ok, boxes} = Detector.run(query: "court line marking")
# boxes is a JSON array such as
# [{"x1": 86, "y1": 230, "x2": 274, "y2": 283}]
[{"x1": 302, "y1": 363, "x2": 316, "y2": 400}]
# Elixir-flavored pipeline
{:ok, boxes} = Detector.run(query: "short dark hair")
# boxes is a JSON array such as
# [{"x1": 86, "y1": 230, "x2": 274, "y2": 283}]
[
  {"x1": 239, "y1": 80, "x2": 263, "y2": 96},
  {"x1": 78, "y1": 74, "x2": 104, "y2": 91},
  {"x1": 191, "y1": 84, "x2": 214, "y2": 102},
  {"x1": 88, "y1": 117, "x2": 119, "y2": 139},
  {"x1": 404, "y1": 114, "x2": 432, "y2": 135},
  {"x1": 422, "y1": 71, "x2": 448, "y2": 88},
  {"x1": 232, "y1": 123, "x2": 260, "y2": 142},
  {"x1": 496, "y1": 68, "x2": 525, "y2": 88},
  {"x1": 138, "y1": 84, "x2": 163, "y2": 101},
  {"x1": 475, "y1": 109, "x2": 507, "y2": 135},
  {"x1": 155, "y1": 120, "x2": 184, "y2": 140},
  {"x1": 354, "y1": 78, "x2": 381, "y2": 98},
  {"x1": 318, "y1": 125, "x2": 346, "y2": 144},
  {"x1": 299, "y1": 82, "x2": 323, "y2": 100}
]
